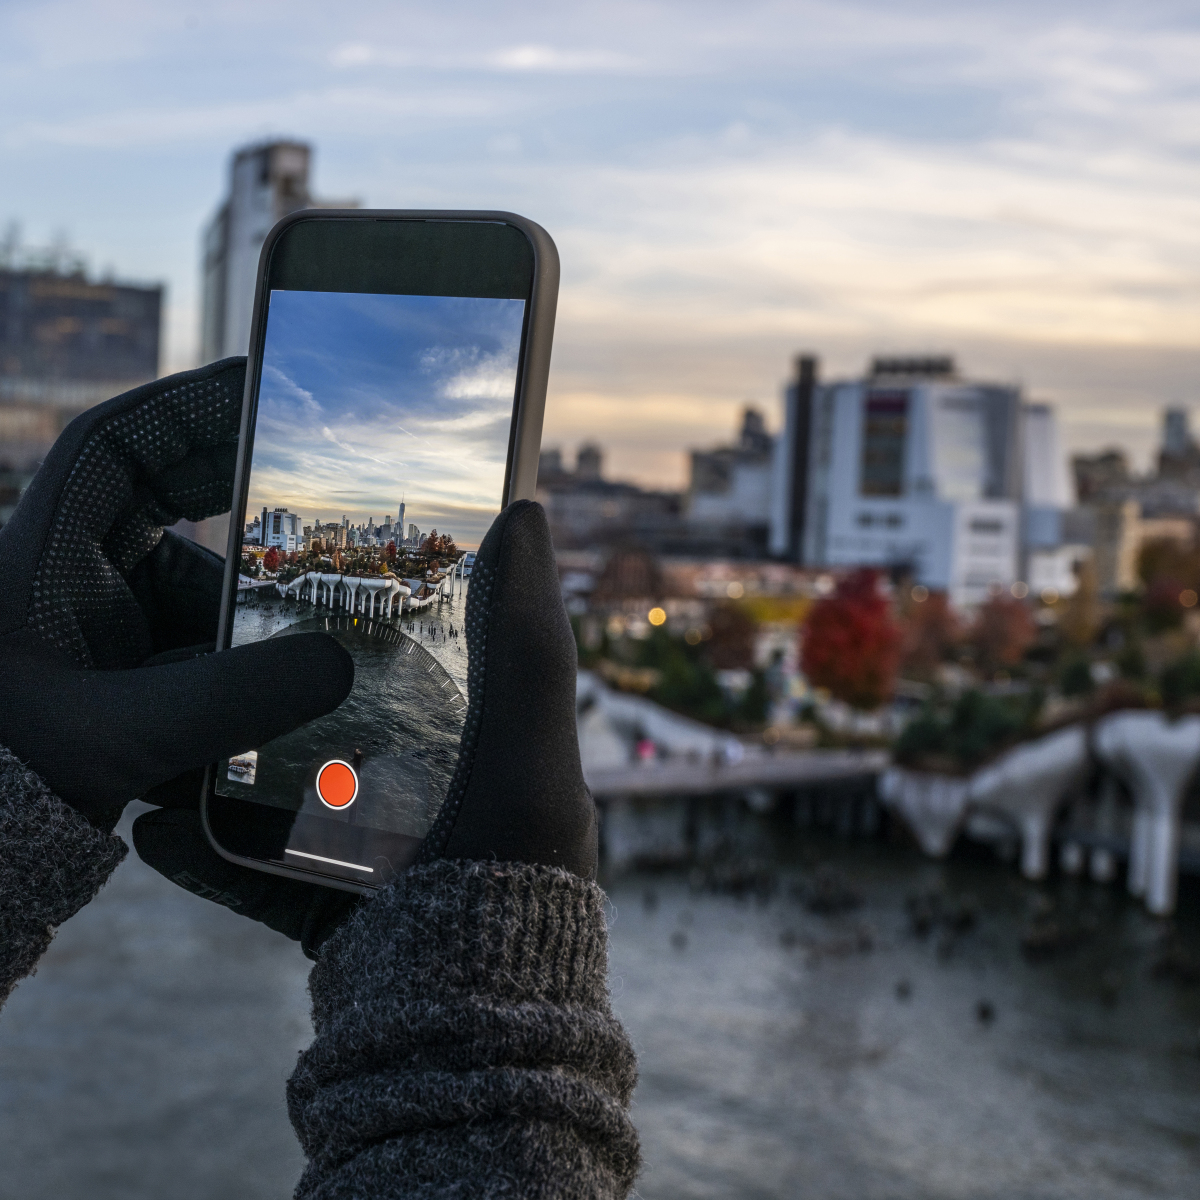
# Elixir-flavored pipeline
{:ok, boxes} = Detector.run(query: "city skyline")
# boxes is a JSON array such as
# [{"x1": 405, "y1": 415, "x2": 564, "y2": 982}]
[
  {"x1": 3, "y1": 2, "x2": 1197, "y2": 489},
  {"x1": 246, "y1": 290, "x2": 524, "y2": 549}
]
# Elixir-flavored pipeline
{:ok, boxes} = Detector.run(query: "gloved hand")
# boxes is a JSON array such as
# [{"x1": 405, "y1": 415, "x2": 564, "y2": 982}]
[
  {"x1": 0, "y1": 358, "x2": 354, "y2": 837},
  {"x1": 133, "y1": 498, "x2": 597, "y2": 953}
]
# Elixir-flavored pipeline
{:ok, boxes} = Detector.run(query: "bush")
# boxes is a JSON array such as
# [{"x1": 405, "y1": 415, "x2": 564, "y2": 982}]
[
  {"x1": 894, "y1": 689, "x2": 1040, "y2": 773},
  {"x1": 967, "y1": 594, "x2": 1036, "y2": 677},
  {"x1": 1059, "y1": 656, "x2": 1094, "y2": 697},
  {"x1": 1160, "y1": 653, "x2": 1200, "y2": 710},
  {"x1": 640, "y1": 630, "x2": 727, "y2": 724}
]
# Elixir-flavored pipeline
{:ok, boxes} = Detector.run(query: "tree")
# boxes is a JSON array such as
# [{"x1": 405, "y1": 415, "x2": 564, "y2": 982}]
[
  {"x1": 262, "y1": 547, "x2": 280, "y2": 572},
  {"x1": 1057, "y1": 557, "x2": 1101, "y2": 647},
  {"x1": 1137, "y1": 537, "x2": 1200, "y2": 632},
  {"x1": 419, "y1": 530, "x2": 459, "y2": 559},
  {"x1": 898, "y1": 589, "x2": 960, "y2": 680},
  {"x1": 386, "y1": 541, "x2": 397, "y2": 562},
  {"x1": 706, "y1": 602, "x2": 756, "y2": 670},
  {"x1": 801, "y1": 569, "x2": 901, "y2": 709},
  {"x1": 967, "y1": 593, "x2": 1036, "y2": 676}
]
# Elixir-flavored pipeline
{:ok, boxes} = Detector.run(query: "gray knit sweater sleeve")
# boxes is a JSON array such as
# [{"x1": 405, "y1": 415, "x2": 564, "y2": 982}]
[
  {"x1": 0, "y1": 745, "x2": 128, "y2": 1007},
  {"x1": 287, "y1": 859, "x2": 641, "y2": 1199}
]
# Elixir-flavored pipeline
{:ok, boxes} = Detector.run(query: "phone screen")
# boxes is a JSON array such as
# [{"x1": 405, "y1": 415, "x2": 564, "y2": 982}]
[{"x1": 214, "y1": 287, "x2": 525, "y2": 881}]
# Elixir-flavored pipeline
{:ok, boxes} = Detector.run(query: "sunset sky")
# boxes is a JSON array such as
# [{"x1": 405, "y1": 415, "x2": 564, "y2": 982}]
[
  {"x1": 3, "y1": 0, "x2": 1198, "y2": 488},
  {"x1": 250, "y1": 290, "x2": 523, "y2": 547}
]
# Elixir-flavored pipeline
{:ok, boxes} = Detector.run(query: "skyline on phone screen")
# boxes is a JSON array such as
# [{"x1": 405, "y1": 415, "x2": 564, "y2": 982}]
[{"x1": 250, "y1": 289, "x2": 525, "y2": 550}]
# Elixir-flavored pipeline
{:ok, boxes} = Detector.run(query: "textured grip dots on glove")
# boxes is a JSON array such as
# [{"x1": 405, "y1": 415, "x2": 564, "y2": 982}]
[
  {"x1": 418, "y1": 556, "x2": 494, "y2": 859},
  {"x1": 26, "y1": 363, "x2": 244, "y2": 669}
]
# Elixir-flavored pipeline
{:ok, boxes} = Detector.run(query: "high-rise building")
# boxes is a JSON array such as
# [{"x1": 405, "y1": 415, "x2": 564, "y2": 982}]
[
  {"x1": 0, "y1": 258, "x2": 161, "y2": 525},
  {"x1": 200, "y1": 141, "x2": 357, "y2": 363},
  {"x1": 770, "y1": 356, "x2": 1033, "y2": 604},
  {"x1": 258, "y1": 506, "x2": 303, "y2": 553},
  {"x1": 1158, "y1": 407, "x2": 1200, "y2": 480}
]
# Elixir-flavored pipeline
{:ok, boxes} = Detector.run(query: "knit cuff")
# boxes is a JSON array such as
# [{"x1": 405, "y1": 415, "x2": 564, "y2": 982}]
[
  {"x1": 0, "y1": 745, "x2": 128, "y2": 1006},
  {"x1": 289, "y1": 860, "x2": 640, "y2": 1198},
  {"x1": 310, "y1": 859, "x2": 613, "y2": 1022}
]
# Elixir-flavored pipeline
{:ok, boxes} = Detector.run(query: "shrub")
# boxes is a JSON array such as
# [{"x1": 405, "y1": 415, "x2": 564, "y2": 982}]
[{"x1": 894, "y1": 689, "x2": 1040, "y2": 773}]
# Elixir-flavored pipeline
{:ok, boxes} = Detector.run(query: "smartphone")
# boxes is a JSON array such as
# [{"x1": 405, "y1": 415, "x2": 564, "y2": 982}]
[{"x1": 201, "y1": 211, "x2": 557, "y2": 893}]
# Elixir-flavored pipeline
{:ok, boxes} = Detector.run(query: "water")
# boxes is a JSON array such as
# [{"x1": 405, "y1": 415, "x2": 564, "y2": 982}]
[
  {"x1": 221, "y1": 589, "x2": 470, "y2": 840},
  {"x1": 232, "y1": 587, "x2": 469, "y2": 692},
  {"x1": 2, "y1": 814, "x2": 1198, "y2": 1198},
  {"x1": 608, "y1": 830, "x2": 1200, "y2": 1199}
]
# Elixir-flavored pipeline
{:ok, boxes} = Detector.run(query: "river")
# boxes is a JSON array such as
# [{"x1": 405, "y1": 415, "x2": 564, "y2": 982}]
[{"x1": 1, "y1": 803, "x2": 1197, "y2": 1198}]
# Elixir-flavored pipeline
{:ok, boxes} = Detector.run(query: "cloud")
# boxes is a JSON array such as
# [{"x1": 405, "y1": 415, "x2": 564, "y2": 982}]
[
  {"x1": 441, "y1": 367, "x2": 519, "y2": 402},
  {"x1": 4, "y1": 0, "x2": 1199, "y2": 482},
  {"x1": 263, "y1": 363, "x2": 319, "y2": 412},
  {"x1": 329, "y1": 42, "x2": 641, "y2": 73}
]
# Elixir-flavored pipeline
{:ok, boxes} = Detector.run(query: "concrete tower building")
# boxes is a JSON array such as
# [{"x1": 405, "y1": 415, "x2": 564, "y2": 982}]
[{"x1": 200, "y1": 141, "x2": 357, "y2": 363}]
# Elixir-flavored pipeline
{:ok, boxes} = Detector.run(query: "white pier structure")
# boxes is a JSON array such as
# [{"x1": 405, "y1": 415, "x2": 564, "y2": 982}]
[
  {"x1": 1093, "y1": 711, "x2": 1200, "y2": 916},
  {"x1": 278, "y1": 572, "x2": 411, "y2": 616},
  {"x1": 881, "y1": 726, "x2": 1090, "y2": 882},
  {"x1": 879, "y1": 713, "x2": 1200, "y2": 915},
  {"x1": 274, "y1": 558, "x2": 469, "y2": 616}
]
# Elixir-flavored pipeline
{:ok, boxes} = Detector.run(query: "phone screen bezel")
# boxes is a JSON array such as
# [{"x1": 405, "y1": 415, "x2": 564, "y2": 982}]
[{"x1": 201, "y1": 210, "x2": 558, "y2": 894}]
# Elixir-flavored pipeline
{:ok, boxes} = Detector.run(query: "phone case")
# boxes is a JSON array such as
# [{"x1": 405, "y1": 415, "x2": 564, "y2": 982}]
[{"x1": 201, "y1": 210, "x2": 559, "y2": 892}]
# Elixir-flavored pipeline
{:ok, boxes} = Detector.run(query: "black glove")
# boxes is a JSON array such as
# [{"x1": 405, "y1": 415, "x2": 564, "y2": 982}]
[
  {"x1": 0, "y1": 358, "x2": 354, "y2": 836},
  {"x1": 418, "y1": 498, "x2": 597, "y2": 877},
  {"x1": 133, "y1": 498, "x2": 597, "y2": 954}
]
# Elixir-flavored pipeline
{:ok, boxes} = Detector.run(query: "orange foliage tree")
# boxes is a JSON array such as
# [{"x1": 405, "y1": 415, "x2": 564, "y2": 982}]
[
  {"x1": 420, "y1": 530, "x2": 459, "y2": 559},
  {"x1": 968, "y1": 593, "x2": 1036, "y2": 676},
  {"x1": 899, "y1": 590, "x2": 960, "y2": 680},
  {"x1": 801, "y1": 569, "x2": 901, "y2": 709}
]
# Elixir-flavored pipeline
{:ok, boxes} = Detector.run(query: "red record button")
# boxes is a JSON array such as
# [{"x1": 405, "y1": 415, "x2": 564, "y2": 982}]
[{"x1": 316, "y1": 759, "x2": 359, "y2": 809}]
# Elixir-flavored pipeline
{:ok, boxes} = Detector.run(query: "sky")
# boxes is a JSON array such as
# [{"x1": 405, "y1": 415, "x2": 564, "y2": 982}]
[
  {"x1": 2, "y1": 0, "x2": 1199, "y2": 487},
  {"x1": 250, "y1": 291, "x2": 524, "y2": 547}
]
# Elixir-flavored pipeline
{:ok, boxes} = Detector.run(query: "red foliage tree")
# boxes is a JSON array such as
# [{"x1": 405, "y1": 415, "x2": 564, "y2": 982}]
[
  {"x1": 968, "y1": 594, "x2": 1036, "y2": 676},
  {"x1": 262, "y1": 547, "x2": 280, "y2": 572},
  {"x1": 801, "y1": 569, "x2": 901, "y2": 709},
  {"x1": 385, "y1": 541, "x2": 397, "y2": 562}
]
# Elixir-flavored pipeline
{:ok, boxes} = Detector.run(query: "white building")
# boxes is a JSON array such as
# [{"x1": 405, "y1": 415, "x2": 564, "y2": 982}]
[
  {"x1": 771, "y1": 357, "x2": 1039, "y2": 606},
  {"x1": 1021, "y1": 403, "x2": 1086, "y2": 596},
  {"x1": 200, "y1": 141, "x2": 357, "y2": 363},
  {"x1": 259, "y1": 507, "x2": 303, "y2": 554}
]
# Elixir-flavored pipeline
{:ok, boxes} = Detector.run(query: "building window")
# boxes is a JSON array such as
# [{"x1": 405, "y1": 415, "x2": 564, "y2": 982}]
[
  {"x1": 856, "y1": 511, "x2": 905, "y2": 529},
  {"x1": 969, "y1": 518, "x2": 1004, "y2": 534},
  {"x1": 861, "y1": 390, "x2": 908, "y2": 497}
]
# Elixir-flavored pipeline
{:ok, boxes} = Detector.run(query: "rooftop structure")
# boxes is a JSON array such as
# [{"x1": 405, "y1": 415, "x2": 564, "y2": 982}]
[
  {"x1": 687, "y1": 407, "x2": 774, "y2": 553},
  {"x1": 200, "y1": 141, "x2": 357, "y2": 362}
]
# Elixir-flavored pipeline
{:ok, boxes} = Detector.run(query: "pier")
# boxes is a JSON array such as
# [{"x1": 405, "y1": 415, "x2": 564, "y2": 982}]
[{"x1": 586, "y1": 749, "x2": 887, "y2": 799}]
